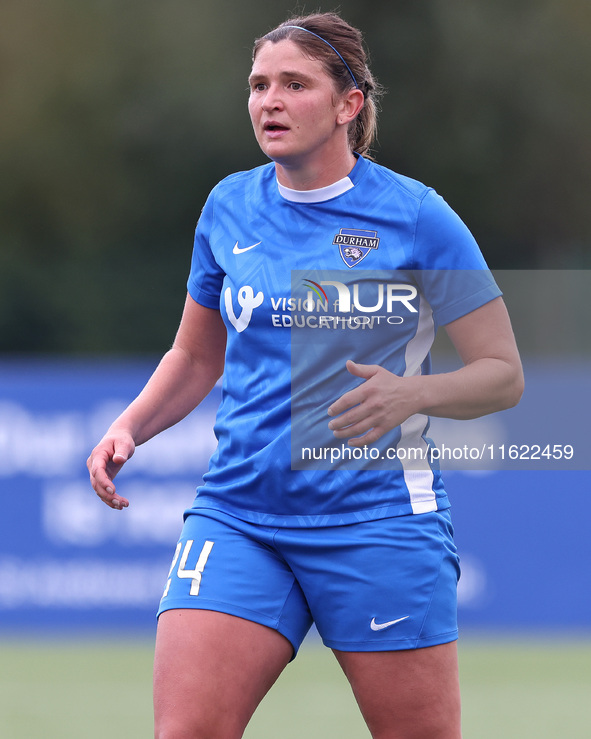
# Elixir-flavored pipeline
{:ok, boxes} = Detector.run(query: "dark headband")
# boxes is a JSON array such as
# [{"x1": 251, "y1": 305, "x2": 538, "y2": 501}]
[{"x1": 282, "y1": 25, "x2": 359, "y2": 89}]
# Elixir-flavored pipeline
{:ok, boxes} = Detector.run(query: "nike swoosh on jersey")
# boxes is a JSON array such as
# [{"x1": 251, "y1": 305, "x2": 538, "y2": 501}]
[
  {"x1": 233, "y1": 241, "x2": 261, "y2": 255},
  {"x1": 370, "y1": 616, "x2": 410, "y2": 631}
]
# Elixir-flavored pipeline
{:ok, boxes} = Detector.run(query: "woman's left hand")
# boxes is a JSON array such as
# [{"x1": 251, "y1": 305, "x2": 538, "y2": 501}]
[{"x1": 327, "y1": 360, "x2": 419, "y2": 446}]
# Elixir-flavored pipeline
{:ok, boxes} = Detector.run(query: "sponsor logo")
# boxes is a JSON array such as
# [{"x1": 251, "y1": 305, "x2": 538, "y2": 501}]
[{"x1": 224, "y1": 285, "x2": 264, "y2": 332}]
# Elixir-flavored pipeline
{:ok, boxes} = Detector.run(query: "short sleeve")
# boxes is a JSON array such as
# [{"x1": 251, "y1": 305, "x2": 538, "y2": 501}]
[
  {"x1": 412, "y1": 190, "x2": 502, "y2": 325},
  {"x1": 186, "y1": 192, "x2": 225, "y2": 309}
]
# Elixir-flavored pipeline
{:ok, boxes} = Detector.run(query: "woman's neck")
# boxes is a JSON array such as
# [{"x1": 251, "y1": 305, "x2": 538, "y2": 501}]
[{"x1": 274, "y1": 150, "x2": 357, "y2": 191}]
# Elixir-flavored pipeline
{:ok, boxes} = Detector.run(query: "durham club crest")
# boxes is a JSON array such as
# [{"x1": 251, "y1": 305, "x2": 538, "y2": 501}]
[{"x1": 333, "y1": 228, "x2": 380, "y2": 268}]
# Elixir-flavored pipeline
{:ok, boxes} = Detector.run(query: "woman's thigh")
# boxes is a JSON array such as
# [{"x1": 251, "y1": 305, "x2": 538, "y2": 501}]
[
  {"x1": 154, "y1": 609, "x2": 293, "y2": 739},
  {"x1": 334, "y1": 641, "x2": 461, "y2": 739},
  {"x1": 154, "y1": 510, "x2": 315, "y2": 737}
]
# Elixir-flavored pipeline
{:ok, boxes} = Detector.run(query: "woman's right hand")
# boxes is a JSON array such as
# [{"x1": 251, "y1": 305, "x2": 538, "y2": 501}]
[{"x1": 87, "y1": 431, "x2": 135, "y2": 510}]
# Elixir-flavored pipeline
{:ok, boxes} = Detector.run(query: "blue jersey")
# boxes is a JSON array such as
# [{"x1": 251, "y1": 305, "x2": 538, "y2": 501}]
[{"x1": 187, "y1": 154, "x2": 500, "y2": 526}]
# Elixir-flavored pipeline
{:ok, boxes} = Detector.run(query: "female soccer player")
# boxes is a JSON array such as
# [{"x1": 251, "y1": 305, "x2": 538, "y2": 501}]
[{"x1": 88, "y1": 12, "x2": 523, "y2": 738}]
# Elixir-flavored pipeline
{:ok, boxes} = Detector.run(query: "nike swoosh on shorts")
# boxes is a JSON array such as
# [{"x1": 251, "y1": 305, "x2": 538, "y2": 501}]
[{"x1": 370, "y1": 616, "x2": 410, "y2": 631}]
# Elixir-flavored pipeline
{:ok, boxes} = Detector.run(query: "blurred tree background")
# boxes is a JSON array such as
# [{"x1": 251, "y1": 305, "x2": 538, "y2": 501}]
[{"x1": 1, "y1": 0, "x2": 590, "y2": 354}]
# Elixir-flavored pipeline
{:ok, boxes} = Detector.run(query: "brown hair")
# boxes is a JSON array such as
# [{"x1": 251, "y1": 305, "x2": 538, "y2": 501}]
[{"x1": 252, "y1": 13, "x2": 384, "y2": 158}]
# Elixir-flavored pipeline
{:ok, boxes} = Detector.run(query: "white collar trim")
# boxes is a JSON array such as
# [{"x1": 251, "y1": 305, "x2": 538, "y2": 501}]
[{"x1": 277, "y1": 176, "x2": 354, "y2": 203}]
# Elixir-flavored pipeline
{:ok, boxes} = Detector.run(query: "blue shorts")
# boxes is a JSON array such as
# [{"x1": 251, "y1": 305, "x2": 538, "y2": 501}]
[{"x1": 157, "y1": 508, "x2": 460, "y2": 656}]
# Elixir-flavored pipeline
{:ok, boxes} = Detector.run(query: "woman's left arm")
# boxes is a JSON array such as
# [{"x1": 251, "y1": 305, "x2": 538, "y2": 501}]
[{"x1": 327, "y1": 297, "x2": 524, "y2": 446}]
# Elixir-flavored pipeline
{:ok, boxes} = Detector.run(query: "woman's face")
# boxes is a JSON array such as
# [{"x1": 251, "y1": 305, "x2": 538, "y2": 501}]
[{"x1": 248, "y1": 40, "x2": 353, "y2": 179}]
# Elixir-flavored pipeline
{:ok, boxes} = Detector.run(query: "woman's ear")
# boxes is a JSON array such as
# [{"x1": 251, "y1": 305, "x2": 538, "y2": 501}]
[{"x1": 337, "y1": 88, "x2": 365, "y2": 126}]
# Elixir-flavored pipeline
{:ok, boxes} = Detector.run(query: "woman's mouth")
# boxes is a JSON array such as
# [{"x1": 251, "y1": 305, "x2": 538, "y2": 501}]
[{"x1": 263, "y1": 121, "x2": 289, "y2": 137}]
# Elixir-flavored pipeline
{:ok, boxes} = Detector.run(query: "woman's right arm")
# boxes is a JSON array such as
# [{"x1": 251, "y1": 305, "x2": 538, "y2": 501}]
[{"x1": 87, "y1": 294, "x2": 226, "y2": 509}]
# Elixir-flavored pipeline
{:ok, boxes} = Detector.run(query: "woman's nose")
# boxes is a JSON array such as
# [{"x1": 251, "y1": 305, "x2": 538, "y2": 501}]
[{"x1": 261, "y1": 85, "x2": 284, "y2": 112}]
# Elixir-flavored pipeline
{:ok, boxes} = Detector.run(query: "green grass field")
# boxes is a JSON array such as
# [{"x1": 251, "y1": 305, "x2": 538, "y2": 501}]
[{"x1": 1, "y1": 637, "x2": 590, "y2": 738}]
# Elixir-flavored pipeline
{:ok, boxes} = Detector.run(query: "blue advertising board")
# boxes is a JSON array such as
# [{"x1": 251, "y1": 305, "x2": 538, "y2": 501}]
[
  {"x1": 0, "y1": 358, "x2": 589, "y2": 636},
  {"x1": 0, "y1": 358, "x2": 219, "y2": 633}
]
